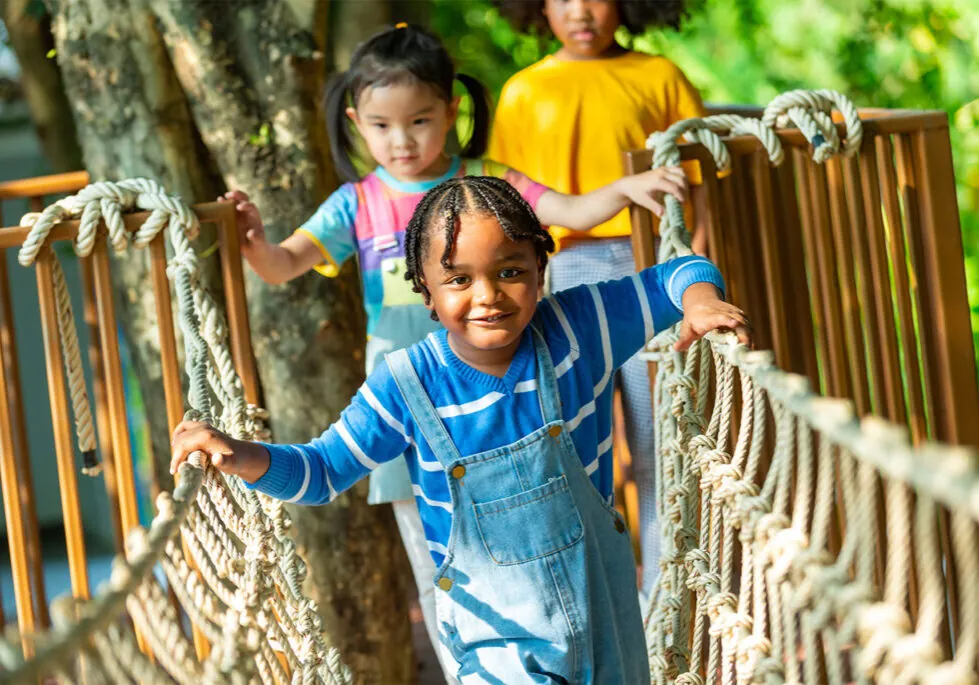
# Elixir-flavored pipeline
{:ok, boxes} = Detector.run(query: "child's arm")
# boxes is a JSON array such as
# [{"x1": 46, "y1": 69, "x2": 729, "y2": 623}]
[
  {"x1": 220, "y1": 191, "x2": 324, "y2": 285},
  {"x1": 533, "y1": 166, "x2": 688, "y2": 231},
  {"x1": 541, "y1": 256, "x2": 750, "y2": 386},
  {"x1": 170, "y1": 366, "x2": 412, "y2": 505}
]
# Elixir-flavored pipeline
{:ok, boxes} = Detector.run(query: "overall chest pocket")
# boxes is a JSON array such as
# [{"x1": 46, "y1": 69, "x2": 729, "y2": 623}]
[{"x1": 472, "y1": 475, "x2": 583, "y2": 566}]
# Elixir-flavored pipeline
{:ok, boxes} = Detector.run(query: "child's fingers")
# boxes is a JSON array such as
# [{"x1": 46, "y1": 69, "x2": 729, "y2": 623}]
[
  {"x1": 632, "y1": 195, "x2": 665, "y2": 217},
  {"x1": 674, "y1": 320, "x2": 695, "y2": 351},
  {"x1": 171, "y1": 420, "x2": 206, "y2": 441},
  {"x1": 734, "y1": 323, "x2": 753, "y2": 349},
  {"x1": 223, "y1": 190, "x2": 250, "y2": 203},
  {"x1": 170, "y1": 426, "x2": 234, "y2": 475}
]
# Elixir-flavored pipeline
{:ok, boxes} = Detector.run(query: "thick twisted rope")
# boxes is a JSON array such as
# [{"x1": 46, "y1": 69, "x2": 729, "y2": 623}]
[
  {"x1": 5, "y1": 180, "x2": 350, "y2": 684},
  {"x1": 642, "y1": 89, "x2": 978, "y2": 684}
]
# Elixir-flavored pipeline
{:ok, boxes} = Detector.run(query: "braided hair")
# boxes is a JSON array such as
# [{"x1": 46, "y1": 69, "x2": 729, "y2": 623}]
[
  {"x1": 404, "y1": 176, "x2": 555, "y2": 316},
  {"x1": 492, "y1": 0, "x2": 689, "y2": 35}
]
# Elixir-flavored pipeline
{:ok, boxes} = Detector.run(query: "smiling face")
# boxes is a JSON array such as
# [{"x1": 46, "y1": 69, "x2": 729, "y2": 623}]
[
  {"x1": 420, "y1": 212, "x2": 543, "y2": 371},
  {"x1": 347, "y1": 80, "x2": 458, "y2": 182},
  {"x1": 544, "y1": 0, "x2": 623, "y2": 60}
]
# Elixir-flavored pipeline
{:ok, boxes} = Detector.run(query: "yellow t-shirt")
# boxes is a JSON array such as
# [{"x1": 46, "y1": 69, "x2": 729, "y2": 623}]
[{"x1": 489, "y1": 52, "x2": 706, "y2": 250}]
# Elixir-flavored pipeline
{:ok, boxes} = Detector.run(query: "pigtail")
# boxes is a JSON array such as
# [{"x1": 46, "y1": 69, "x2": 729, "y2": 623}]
[
  {"x1": 455, "y1": 73, "x2": 490, "y2": 159},
  {"x1": 323, "y1": 71, "x2": 362, "y2": 183}
]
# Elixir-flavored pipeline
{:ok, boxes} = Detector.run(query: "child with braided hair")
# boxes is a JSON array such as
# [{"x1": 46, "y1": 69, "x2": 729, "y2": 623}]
[
  {"x1": 175, "y1": 175, "x2": 749, "y2": 683},
  {"x1": 490, "y1": 0, "x2": 709, "y2": 597},
  {"x1": 218, "y1": 23, "x2": 697, "y2": 671}
]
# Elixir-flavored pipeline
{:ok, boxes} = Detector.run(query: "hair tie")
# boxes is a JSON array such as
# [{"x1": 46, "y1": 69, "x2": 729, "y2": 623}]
[{"x1": 395, "y1": 22, "x2": 408, "y2": 29}]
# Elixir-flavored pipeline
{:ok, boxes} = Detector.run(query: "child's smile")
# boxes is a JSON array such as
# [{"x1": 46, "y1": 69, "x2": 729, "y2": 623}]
[{"x1": 421, "y1": 213, "x2": 543, "y2": 376}]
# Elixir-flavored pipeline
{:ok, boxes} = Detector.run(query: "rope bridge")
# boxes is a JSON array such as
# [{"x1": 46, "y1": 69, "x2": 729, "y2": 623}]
[
  {"x1": 643, "y1": 90, "x2": 979, "y2": 685},
  {"x1": 4, "y1": 180, "x2": 349, "y2": 684},
  {"x1": 0, "y1": 90, "x2": 974, "y2": 683}
]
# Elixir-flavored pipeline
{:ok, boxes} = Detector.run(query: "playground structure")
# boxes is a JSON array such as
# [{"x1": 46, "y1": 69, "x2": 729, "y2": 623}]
[{"x1": 0, "y1": 90, "x2": 975, "y2": 683}]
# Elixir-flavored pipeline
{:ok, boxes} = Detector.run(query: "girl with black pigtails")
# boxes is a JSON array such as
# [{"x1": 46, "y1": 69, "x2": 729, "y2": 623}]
[{"x1": 218, "y1": 24, "x2": 691, "y2": 673}]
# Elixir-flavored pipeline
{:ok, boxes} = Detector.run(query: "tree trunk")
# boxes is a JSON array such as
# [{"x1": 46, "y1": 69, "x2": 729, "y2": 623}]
[
  {"x1": 1, "y1": 0, "x2": 83, "y2": 172},
  {"x1": 44, "y1": 0, "x2": 415, "y2": 681}
]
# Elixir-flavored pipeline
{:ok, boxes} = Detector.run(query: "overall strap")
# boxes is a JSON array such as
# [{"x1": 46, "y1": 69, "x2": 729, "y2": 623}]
[
  {"x1": 387, "y1": 348, "x2": 463, "y2": 468},
  {"x1": 530, "y1": 326, "x2": 563, "y2": 425}
]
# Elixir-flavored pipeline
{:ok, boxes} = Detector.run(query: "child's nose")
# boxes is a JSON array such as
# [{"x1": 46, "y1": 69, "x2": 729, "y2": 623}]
[{"x1": 473, "y1": 280, "x2": 501, "y2": 304}]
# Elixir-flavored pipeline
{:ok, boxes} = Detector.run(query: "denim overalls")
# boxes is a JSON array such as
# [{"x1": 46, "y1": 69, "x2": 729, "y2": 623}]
[{"x1": 388, "y1": 328, "x2": 650, "y2": 684}]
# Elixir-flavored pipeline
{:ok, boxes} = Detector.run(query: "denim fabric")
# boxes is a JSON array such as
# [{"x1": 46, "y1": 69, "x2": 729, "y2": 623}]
[
  {"x1": 366, "y1": 304, "x2": 442, "y2": 504},
  {"x1": 387, "y1": 329, "x2": 649, "y2": 684}
]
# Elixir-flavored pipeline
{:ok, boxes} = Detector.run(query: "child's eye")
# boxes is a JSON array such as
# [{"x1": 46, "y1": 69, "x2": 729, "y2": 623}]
[
  {"x1": 448, "y1": 275, "x2": 470, "y2": 286},
  {"x1": 499, "y1": 268, "x2": 522, "y2": 279},
  {"x1": 413, "y1": 118, "x2": 430, "y2": 126},
  {"x1": 372, "y1": 123, "x2": 388, "y2": 130}
]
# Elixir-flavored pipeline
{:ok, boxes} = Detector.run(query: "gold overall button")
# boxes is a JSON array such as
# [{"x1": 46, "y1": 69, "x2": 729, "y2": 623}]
[
  {"x1": 451, "y1": 465, "x2": 466, "y2": 479},
  {"x1": 438, "y1": 577, "x2": 453, "y2": 591},
  {"x1": 615, "y1": 518, "x2": 626, "y2": 534},
  {"x1": 548, "y1": 425, "x2": 563, "y2": 438}
]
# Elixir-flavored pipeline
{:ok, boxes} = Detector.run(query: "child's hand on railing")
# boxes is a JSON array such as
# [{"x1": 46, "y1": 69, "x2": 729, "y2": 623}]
[
  {"x1": 170, "y1": 420, "x2": 270, "y2": 484},
  {"x1": 675, "y1": 282, "x2": 752, "y2": 352},
  {"x1": 219, "y1": 190, "x2": 267, "y2": 257},
  {"x1": 617, "y1": 165, "x2": 688, "y2": 218}
]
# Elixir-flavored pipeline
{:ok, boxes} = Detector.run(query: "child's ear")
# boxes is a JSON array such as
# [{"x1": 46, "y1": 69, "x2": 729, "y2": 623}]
[{"x1": 346, "y1": 107, "x2": 364, "y2": 135}]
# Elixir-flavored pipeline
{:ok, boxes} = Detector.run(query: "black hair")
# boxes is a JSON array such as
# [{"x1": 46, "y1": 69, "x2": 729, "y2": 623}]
[
  {"x1": 492, "y1": 0, "x2": 689, "y2": 35},
  {"x1": 404, "y1": 176, "x2": 555, "y2": 316},
  {"x1": 324, "y1": 24, "x2": 490, "y2": 182}
]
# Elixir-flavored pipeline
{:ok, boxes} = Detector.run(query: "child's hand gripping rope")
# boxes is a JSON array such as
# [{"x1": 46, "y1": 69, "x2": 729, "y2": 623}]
[
  {"x1": 675, "y1": 282, "x2": 752, "y2": 352},
  {"x1": 170, "y1": 420, "x2": 271, "y2": 484}
]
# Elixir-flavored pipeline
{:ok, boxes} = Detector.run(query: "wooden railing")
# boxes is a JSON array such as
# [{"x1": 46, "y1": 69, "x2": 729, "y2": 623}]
[
  {"x1": 0, "y1": 174, "x2": 256, "y2": 659},
  {"x1": 626, "y1": 108, "x2": 979, "y2": 448}
]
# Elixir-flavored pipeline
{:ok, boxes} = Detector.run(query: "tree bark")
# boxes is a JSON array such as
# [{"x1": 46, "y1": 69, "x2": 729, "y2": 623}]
[
  {"x1": 2, "y1": 0, "x2": 83, "y2": 172},
  {"x1": 46, "y1": 0, "x2": 221, "y2": 495},
  {"x1": 44, "y1": 0, "x2": 415, "y2": 681}
]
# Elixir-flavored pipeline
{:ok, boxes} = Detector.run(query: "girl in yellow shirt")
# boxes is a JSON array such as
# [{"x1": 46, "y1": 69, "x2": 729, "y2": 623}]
[{"x1": 490, "y1": 0, "x2": 706, "y2": 600}]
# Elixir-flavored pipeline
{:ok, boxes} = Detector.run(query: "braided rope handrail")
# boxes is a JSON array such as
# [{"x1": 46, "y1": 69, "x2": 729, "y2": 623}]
[
  {"x1": 643, "y1": 89, "x2": 979, "y2": 685},
  {"x1": 2, "y1": 181, "x2": 350, "y2": 683}
]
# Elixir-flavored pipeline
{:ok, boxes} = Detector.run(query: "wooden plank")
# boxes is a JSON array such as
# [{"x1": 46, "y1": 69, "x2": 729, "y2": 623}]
[
  {"x1": 771, "y1": 158, "x2": 820, "y2": 384},
  {"x1": 623, "y1": 151, "x2": 657, "y2": 270},
  {"x1": 806, "y1": 159, "x2": 850, "y2": 400},
  {"x1": 0, "y1": 252, "x2": 39, "y2": 656},
  {"x1": 0, "y1": 171, "x2": 89, "y2": 200},
  {"x1": 751, "y1": 152, "x2": 791, "y2": 366},
  {"x1": 792, "y1": 150, "x2": 831, "y2": 395},
  {"x1": 90, "y1": 240, "x2": 141, "y2": 538},
  {"x1": 78, "y1": 255, "x2": 124, "y2": 551},
  {"x1": 35, "y1": 250, "x2": 90, "y2": 601},
  {"x1": 0, "y1": 203, "x2": 233, "y2": 248},
  {"x1": 905, "y1": 127, "x2": 979, "y2": 446},
  {"x1": 729, "y1": 154, "x2": 770, "y2": 351},
  {"x1": 215, "y1": 203, "x2": 260, "y2": 405},
  {"x1": 876, "y1": 136, "x2": 927, "y2": 443},
  {"x1": 825, "y1": 158, "x2": 872, "y2": 415},
  {"x1": 857, "y1": 138, "x2": 907, "y2": 425},
  {"x1": 0, "y1": 246, "x2": 50, "y2": 630}
]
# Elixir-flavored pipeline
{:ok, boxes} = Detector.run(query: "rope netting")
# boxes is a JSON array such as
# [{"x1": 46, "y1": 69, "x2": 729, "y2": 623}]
[
  {"x1": 642, "y1": 90, "x2": 979, "y2": 684},
  {"x1": 3, "y1": 180, "x2": 350, "y2": 684},
  {"x1": 0, "y1": 89, "x2": 976, "y2": 684}
]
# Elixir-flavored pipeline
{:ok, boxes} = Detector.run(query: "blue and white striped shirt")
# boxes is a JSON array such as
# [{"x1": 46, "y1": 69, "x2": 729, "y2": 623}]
[{"x1": 247, "y1": 256, "x2": 723, "y2": 566}]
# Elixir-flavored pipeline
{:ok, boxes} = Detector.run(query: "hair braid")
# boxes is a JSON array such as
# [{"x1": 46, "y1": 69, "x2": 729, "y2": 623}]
[{"x1": 403, "y1": 176, "x2": 555, "y2": 318}]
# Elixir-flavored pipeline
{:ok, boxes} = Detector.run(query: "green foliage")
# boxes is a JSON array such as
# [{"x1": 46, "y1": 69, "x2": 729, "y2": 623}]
[{"x1": 431, "y1": 0, "x2": 979, "y2": 363}]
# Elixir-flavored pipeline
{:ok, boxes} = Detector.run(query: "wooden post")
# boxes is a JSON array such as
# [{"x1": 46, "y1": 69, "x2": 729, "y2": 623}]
[
  {"x1": 0, "y1": 253, "x2": 39, "y2": 656},
  {"x1": 35, "y1": 249, "x2": 90, "y2": 601}
]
